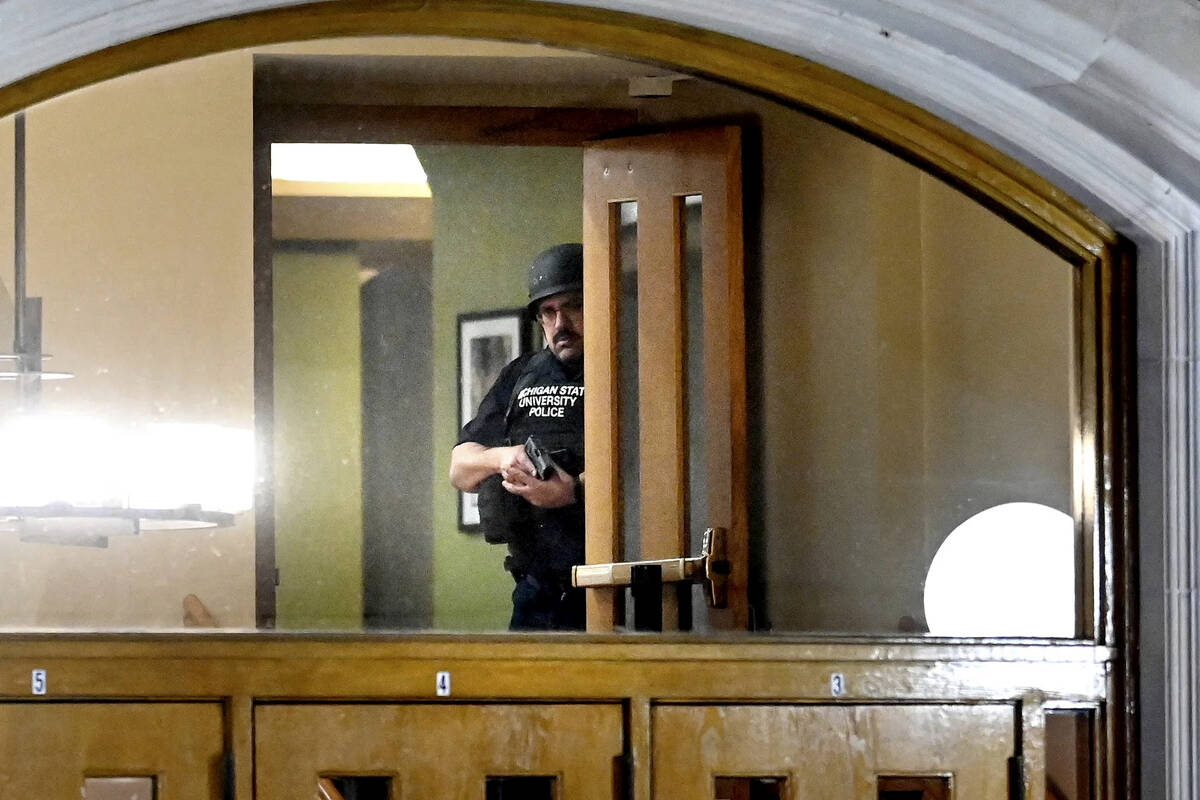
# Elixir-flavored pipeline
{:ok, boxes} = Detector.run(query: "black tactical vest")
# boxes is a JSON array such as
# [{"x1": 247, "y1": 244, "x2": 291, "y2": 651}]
[{"x1": 482, "y1": 349, "x2": 585, "y2": 575}]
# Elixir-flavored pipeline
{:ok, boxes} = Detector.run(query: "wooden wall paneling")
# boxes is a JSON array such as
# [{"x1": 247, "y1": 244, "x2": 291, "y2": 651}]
[
  {"x1": 256, "y1": 703, "x2": 623, "y2": 799},
  {"x1": 628, "y1": 697, "x2": 652, "y2": 800},
  {"x1": 0, "y1": 639, "x2": 1111, "y2": 703},
  {"x1": 229, "y1": 695, "x2": 254, "y2": 800},
  {"x1": 0, "y1": 702, "x2": 225, "y2": 798},
  {"x1": 652, "y1": 703, "x2": 1014, "y2": 799}
]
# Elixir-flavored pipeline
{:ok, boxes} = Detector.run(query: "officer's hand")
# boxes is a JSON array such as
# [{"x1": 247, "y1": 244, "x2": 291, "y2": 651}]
[
  {"x1": 502, "y1": 468, "x2": 577, "y2": 509},
  {"x1": 496, "y1": 445, "x2": 535, "y2": 480}
]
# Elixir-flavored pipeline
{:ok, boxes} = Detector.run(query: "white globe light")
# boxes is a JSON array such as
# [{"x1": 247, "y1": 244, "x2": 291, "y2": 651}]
[{"x1": 924, "y1": 502, "x2": 1075, "y2": 637}]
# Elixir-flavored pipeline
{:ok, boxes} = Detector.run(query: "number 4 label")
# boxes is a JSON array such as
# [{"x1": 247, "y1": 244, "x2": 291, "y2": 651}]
[
  {"x1": 436, "y1": 671, "x2": 451, "y2": 697},
  {"x1": 31, "y1": 669, "x2": 47, "y2": 696}
]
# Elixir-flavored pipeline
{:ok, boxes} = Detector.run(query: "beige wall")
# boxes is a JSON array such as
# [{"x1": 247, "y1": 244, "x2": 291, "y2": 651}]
[
  {"x1": 0, "y1": 53, "x2": 255, "y2": 628},
  {"x1": 644, "y1": 81, "x2": 1074, "y2": 633}
]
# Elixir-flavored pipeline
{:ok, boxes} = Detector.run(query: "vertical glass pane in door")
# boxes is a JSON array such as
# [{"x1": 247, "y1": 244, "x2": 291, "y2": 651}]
[
  {"x1": 682, "y1": 194, "x2": 710, "y2": 630},
  {"x1": 616, "y1": 201, "x2": 641, "y2": 564}
]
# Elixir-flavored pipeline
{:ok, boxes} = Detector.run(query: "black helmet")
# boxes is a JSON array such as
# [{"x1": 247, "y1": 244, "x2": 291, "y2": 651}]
[{"x1": 527, "y1": 243, "x2": 583, "y2": 311}]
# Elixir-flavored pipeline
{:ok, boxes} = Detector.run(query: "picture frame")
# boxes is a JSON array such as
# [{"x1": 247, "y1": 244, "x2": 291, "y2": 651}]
[{"x1": 457, "y1": 308, "x2": 531, "y2": 531}]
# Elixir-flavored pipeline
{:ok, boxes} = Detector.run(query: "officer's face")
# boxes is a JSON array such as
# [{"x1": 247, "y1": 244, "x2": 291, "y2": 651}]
[{"x1": 537, "y1": 291, "x2": 584, "y2": 363}]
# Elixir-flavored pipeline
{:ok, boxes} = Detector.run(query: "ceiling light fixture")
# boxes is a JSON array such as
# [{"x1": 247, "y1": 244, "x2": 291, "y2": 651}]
[{"x1": 270, "y1": 142, "x2": 431, "y2": 197}]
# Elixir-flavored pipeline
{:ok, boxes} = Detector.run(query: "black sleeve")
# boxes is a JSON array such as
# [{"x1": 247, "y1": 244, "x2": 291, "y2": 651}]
[{"x1": 457, "y1": 352, "x2": 533, "y2": 448}]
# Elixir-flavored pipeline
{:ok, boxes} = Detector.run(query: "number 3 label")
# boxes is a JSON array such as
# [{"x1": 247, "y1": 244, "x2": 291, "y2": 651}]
[{"x1": 31, "y1": 669, "x2": 46, "y2": 696}]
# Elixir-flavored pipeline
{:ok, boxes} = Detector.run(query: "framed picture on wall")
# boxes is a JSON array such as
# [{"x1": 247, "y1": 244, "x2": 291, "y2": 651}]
[{"x1": 457, "y1": 308, "x2": 531, "y2": 531}]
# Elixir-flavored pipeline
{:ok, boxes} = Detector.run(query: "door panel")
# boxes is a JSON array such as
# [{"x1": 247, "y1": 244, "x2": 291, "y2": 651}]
[
  {"x1": 583, "y1": 126, "x2": 746, "y2": 631},
  {"x1": 0, "y1": 702, "x2": 224, "y2": 798},
  {"x1": 255, "y1": 703, "x2": 623, "y2": 800},
  {"x1": 652, "y1": 704, "x2": 1014, "y2": 799}
]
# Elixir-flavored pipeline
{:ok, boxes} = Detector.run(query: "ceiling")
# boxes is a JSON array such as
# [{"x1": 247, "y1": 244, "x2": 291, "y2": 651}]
[{"x1": 254, "y1": 40, "x2": 692, "y2": 107}]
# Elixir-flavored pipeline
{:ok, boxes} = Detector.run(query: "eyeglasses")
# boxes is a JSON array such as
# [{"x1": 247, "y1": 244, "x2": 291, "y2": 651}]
[{"x1": 536, "y1": 294, "x2": 583, "y2": 326}]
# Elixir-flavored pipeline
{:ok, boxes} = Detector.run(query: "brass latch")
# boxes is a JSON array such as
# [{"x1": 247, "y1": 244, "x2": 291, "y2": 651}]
[{"x1": 571, "y1": 527, "x2": 730, "y2": 608}]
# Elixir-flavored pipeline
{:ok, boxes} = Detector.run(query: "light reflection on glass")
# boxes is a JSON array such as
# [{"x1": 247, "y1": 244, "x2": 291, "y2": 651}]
[
  {"x1": 0, "y1": 414, "x2": 254, "y2": 512},
  {"x1": 923, "y1": 502, "x2": 1074, "y2": 637}
]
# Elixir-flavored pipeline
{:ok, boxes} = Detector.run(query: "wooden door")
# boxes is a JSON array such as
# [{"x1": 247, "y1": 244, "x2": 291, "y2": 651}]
[
  {"x1": 582, "y1": 126, "x2": 747, "y2": 631},
  {"x1": 255, "y1": 703, "x2": 623, "y2": 800},
  {"x1": 0, "y1": 702, "x2": 224, "y2": 798},
  {"x1": 652, "y1": 704, "x2": 1015, "y2": 799}
]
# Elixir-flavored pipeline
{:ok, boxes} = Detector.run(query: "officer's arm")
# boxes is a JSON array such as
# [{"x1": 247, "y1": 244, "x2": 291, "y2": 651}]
[
  {"x1": 449, "y1": 442, "x2": 531, "y2": 492},
  {"x1": 501, "y1": 467, "x2": 579, "y2": 509}
]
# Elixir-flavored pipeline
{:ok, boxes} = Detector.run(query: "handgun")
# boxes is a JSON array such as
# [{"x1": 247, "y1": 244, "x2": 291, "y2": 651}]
[{"x1": 524, "y1": 435, "x2": 556, "y2": 481}]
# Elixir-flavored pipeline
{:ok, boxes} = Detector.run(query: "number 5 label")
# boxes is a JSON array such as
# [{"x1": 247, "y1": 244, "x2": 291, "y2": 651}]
[{"x1": 31, "y1": 669, "x2": 47, "y2": 696}]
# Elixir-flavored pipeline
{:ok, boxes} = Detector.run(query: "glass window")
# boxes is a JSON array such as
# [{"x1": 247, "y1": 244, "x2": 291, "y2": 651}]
[{"x1": 0, "y1": 35, "x2": 1089, "y2": 637}]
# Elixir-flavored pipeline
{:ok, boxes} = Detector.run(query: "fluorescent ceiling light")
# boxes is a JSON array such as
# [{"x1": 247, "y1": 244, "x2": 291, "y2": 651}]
[{"x1": 271, "y1": 143, "x2": 428, "y2": 185}]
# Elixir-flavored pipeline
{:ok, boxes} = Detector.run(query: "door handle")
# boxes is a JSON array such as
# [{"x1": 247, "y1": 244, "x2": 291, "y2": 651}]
[{"x1": 571, "y1": 527, "x2": 730, "y2": 608}]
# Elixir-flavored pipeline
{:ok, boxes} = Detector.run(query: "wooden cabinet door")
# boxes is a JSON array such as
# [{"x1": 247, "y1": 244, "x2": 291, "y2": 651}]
[
  {"x1": 255, "y1": 703, "x2": 623, "y2": 800},
  {"x1": 582, "y1": 126, "x2": 747, "y2": 631},
  {"x1": 0, "y1": 702, "x2": 224, "y2": 799},
  {"x1": 652, "y1": 704, "x2": 1015, "y2": 799}
]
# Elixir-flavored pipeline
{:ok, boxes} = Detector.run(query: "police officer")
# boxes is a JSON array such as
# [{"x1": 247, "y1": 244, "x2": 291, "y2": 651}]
[{"x1": 449, "y1": 243, "x2": 586, "y2": 630}]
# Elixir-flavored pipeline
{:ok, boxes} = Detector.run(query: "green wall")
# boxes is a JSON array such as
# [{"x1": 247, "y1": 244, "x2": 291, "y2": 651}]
[
  {"x1": 419, "y1": 146, "x2": 582, "y2": 630},
  {"x1": 273, "y1": 248, "x2": 364, "y2": 628}
]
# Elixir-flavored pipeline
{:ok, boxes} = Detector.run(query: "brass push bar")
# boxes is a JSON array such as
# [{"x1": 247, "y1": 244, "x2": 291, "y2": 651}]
[{"x1": 571, "y1": 527, "x2": 730, "y2": 608}]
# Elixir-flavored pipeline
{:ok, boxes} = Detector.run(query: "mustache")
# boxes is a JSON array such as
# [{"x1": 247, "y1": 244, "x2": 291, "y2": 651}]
[{"x1": 554, "y1": 331, "x2": 578, "y2": 344}]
